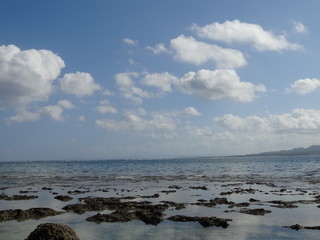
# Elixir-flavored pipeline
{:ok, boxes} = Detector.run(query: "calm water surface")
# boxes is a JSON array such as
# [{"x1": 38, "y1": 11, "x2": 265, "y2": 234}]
[{"x1": 1, "y1": 156, "x2": 320, "y2": 240}]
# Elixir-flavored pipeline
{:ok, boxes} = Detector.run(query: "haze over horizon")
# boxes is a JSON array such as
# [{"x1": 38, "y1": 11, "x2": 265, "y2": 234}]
[{"x1": 1, "y1": 1, "x2": 320, "y2": 161}]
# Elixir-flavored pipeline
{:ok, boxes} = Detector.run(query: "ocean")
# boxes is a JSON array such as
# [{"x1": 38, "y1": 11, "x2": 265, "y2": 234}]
[{"x1": 1, "y1": 156, "x2": 320, "y2": 239}]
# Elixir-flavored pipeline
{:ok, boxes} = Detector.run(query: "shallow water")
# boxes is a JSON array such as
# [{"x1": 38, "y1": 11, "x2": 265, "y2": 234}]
[{"x1": 1, "y1": 156, "x2": 320, "y2": 239}]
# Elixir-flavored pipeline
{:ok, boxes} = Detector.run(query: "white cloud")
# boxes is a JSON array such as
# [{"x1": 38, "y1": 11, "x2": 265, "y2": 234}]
[
  {"x1": 96, "y1": 107, "x2": 201, "y2": 138},
  {"x1": 95, "y1": 105, "x2": 117, "y2": 114},
  {"x1": 215, "y1": 108, "x2": 320, "y2": 134},
  {"x1": 60, "y1": 72, "x2": 101, "y2": 97},
  {"x1": 102, "y1": 89, "x2": 115, "y2": 96},
  {"x1": 292, "y1": 20, "x2": 307, "y2": 34},
  {"x1": 0, "y1": 44, "x2": 65, "y2": 109},
  {"x1": 170, "y1": 35, "x2": 247, "y2": 68},
  {"x1": 183, "y1": 107, "x2": 201, "y2": 116},
  {"x1": 141, "y1": 72, "x2": 178, "y2": 92},
  {"x1": 57, "y1": 99, "x2": 76, "y2": 109},
  {"x1": 115, "y1": 72, "x2": 159, "y2": 104},
  {"x1": 123, "y1": 38, "x2": 138, "y2": 46},
  {"x1": 285, "y1": 78, "x2": 320, "y2": 95},
  {"x1": 146, "y1": 43, "x2": 170, "y2": 54},
  {"x1": 42, "y1": 105, "x2": 65, "y2": 122},
  {"x1": 176, "y1": 69, "x2": 266, "y2": 102},
  {"x1": 6, "y1": 110, "x2": 40, "y2": 124},
  {"x1": 191, "y1": 19, "x2": 302, "y2": 51},
  {"x1": 96, "y1": 110, "x2": 177, "y2": 134}
]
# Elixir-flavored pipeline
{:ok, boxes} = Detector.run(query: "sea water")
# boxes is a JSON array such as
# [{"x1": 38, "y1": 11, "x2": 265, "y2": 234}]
[{"x1": 1, "y1": 156, "x2": 320, "y2": 240}]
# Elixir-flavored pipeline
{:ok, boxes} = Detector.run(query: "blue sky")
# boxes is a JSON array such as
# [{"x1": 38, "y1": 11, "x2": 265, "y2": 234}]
[{"x1": 1, "y1": 0, "x2": 320, "y2": 161}]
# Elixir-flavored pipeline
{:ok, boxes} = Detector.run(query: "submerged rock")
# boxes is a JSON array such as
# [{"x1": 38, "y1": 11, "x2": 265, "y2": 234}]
[
  {"x1": 167, "y1": 215, "x2": 231, "y2": 228},
  {"x1": 284, "y1": 224, "x2": 320, "y2": 231},
  {"x1": 0, "y1": 193, "x2": 38, "y2": 201},
  {"x1": 87, "y1": 203, "x2": 168, "y2": 225},
  {"x1": 239, "y1": 208, "x2": 272, "y2": 216},
  {"x1": 54, "y1": 195, "x2": 73, "y2": 202},
  {"x1": 0, "y1": 208, "x2": 63, "y2": 222},
  {"x1": 26, "y1": 223, "x2": 79, "y2": 240}
]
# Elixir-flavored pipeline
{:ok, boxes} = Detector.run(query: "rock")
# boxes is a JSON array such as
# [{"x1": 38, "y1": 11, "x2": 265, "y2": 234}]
[
  {"x1": 283, "y1": 224, "x2": 320, "y2": 231},
  {"x1": 87, "y1": 204, "x2": 168, "y2": 225},
  {"x1": 67, "y1": 190, "x2": 89, "y2": 195},
  {"x1": 54, "y1": 195, "x2": 73, "y2": 202},
  {"x1": 189, "y1": 186, "x2": 208, "y2": 191},
  {"x1": 26, "y1": 223, "x2": 79, "y2": 240},
  {"x1": 167, "y1": 215, "x2": 231, "y2": 228},
  {"x1": 268, "y1": 200, "x2": 298, "y2": 208},
  {"x1": 0, "y1": 193, "x2": 38, "y2": 201},
  {"x1": 0, "y1": 208, "x2": 63, "y2": 222},
  {"x1": 220, "y1": 188, "x2": 257, "y2": 196},
  {"x1": 239, "y1": 208, "x2": 271, "y2": 216}
]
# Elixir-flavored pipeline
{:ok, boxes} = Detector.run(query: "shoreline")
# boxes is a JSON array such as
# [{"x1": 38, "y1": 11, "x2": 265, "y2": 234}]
[{"x1": 1, "y1": 178, "x2": 320, "y2": 239}]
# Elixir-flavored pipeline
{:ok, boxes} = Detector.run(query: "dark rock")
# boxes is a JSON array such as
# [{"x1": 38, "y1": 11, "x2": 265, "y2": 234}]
[
  {"x1": 249, "y1": 198, "x2": 260, "y2": 202},
  {"x1": 0, "y1": 193, "x2": 38, "y2": 201},
  {"x1": 42, "y1": 187, "x2": 53, "y2": 191},
  {"x1": 167, "y1": 215, "x2": 231, "y2": 228},
  {"x1": 239, "y1": 208, "x2": 271, "y2": 216},
  {"x1": 189, "y1": 186, "x2": 208, "y2": 191},
  {"x1": 0, "y1": 208, "x2": 63, "y2": 222},
  {"x1": 140, "y1": 193, "x2": 160, "y2": 198},
  {"x1": 168, "y1": 185, "x2": 182, "y2": 190},
  {"x1": 268, "y1": 200, "x2": 298, "y2": 208},
  {"x1": 192, "y1": 197, "x2": 234, "y2": 207},
  {"x1": 161, "y1": 201, "x2": 185, "y2": 210},
  {"x1": 283, "y1": 224, "x2": 320, "y2": 231},
  {"x1": 87, "y1": 203, "x2": 168, "y2": 225},
  {"x1": 67, "y1": 190, "x2": 89, "y2": 195},
  {"x1": 161, "y1": 190, "x2": 176, "y2": 194},
  {"x1": 54, "y1": 195, "x2": 73, "y2": 202},
  {"x1": 26, "y1": 223, "x2": 79, "y2": 240},
  {"x1": 228, "y1": 202, "x2": 250, "y2": 208},
  {"x1": 220, "y1": 188, "x2": 256, "y2": 196}
]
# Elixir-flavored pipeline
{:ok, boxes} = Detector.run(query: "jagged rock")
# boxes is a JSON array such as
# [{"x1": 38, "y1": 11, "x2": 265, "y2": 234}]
[
  {"x1": 26, "y1": 223, "x2": 79, "y2": 240},
  {"x1": 239, "y1": 208, "x2": 271, "y2": 216},
  {"x1": 167, "y1": 215, "x2": 231, "y2": 228},
  {"x1": 87, "y1": 204, "x2": 168, "y2": 225},
  {"x1": 189, "y1": 186, "x2": 208, "y2": 191},
  {"x1": 0, "y1": 208, "x2": 63, "y2": 222},
  {"x1": 0, "y1": 193, "x2": 38, "y2": 201},
  {"x1": 54, "y1": 195, "x2": 73, "y2": 202}
]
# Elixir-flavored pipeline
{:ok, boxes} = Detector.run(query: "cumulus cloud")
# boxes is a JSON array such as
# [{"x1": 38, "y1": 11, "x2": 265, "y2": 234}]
[
  {"x1": 115, "y1": 72, "x2": 160, "y2": 104},
  {"x1": 146, "y1": 43, "x2": 170, "y2": 54},
  {"x1": 292, "y1": 20, "x2": 307, "y2": 34},
  {"x1": 215, "y1": 108, "x2": 320, "y2": 134},
  {"x1": 6, "y1": 110, "x2": 40, "y2": 124},
  {"x1": 170, "y1": 35, "x2": 247, "y2": 68},
  {"x1": 102, "y1": 89, "x2": 115, "y2": 96},
  {"x1": 57, "y1": 99, "x2": 76, "y2": 109},
  {"x1": 176, "y1": 69, "x2": 266, "y2": 102},
  {"x1": 60, "y1": 72, "x2": 101, "y2": 97},
  {"x1": 96, "y1": 110, "x2": 177, "y2": 134},
  {"x1": 123, "y1": 38, "x2": 138, "y2": 46},
  {"x1": 141, "y1": 72, "x2": 178, "y2": 92},
  {"x1": 0, "y1": 44, "x2": 65, "y2": 109},
  {"x1": 191, "y1": 20, "x2": 301, "y2": 51},
  {"x1": 285, "y1": 78, "x2": 320, "y2": 95},
  {"x1": 42, "y1": 105, "x2": 65, "y2": 122},
  {"x1": 183, "y1": 107, "x2": 202, "y2": 116},
  {"x1": 95, "y1": 105, "x2": 117, "y2": 114},
  {"x1": 96, "y1": 107, "x2": 201, "y2": 138}
]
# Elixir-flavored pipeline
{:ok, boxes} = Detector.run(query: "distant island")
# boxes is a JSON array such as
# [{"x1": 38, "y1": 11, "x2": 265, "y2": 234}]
[{"x1": 243, "y1": 145, "x2": 320, "y2": 157}]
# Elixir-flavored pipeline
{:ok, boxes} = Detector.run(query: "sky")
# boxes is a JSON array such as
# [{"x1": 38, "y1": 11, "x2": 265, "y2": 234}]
[{"x1": 1, "y1": 0, "x2": 320, "y2": 161}]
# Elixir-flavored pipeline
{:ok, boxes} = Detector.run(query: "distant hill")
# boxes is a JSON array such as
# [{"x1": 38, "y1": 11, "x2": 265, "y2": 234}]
[{"x1": 245, "y1": 145, "x2": 320, "y2": 157}]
